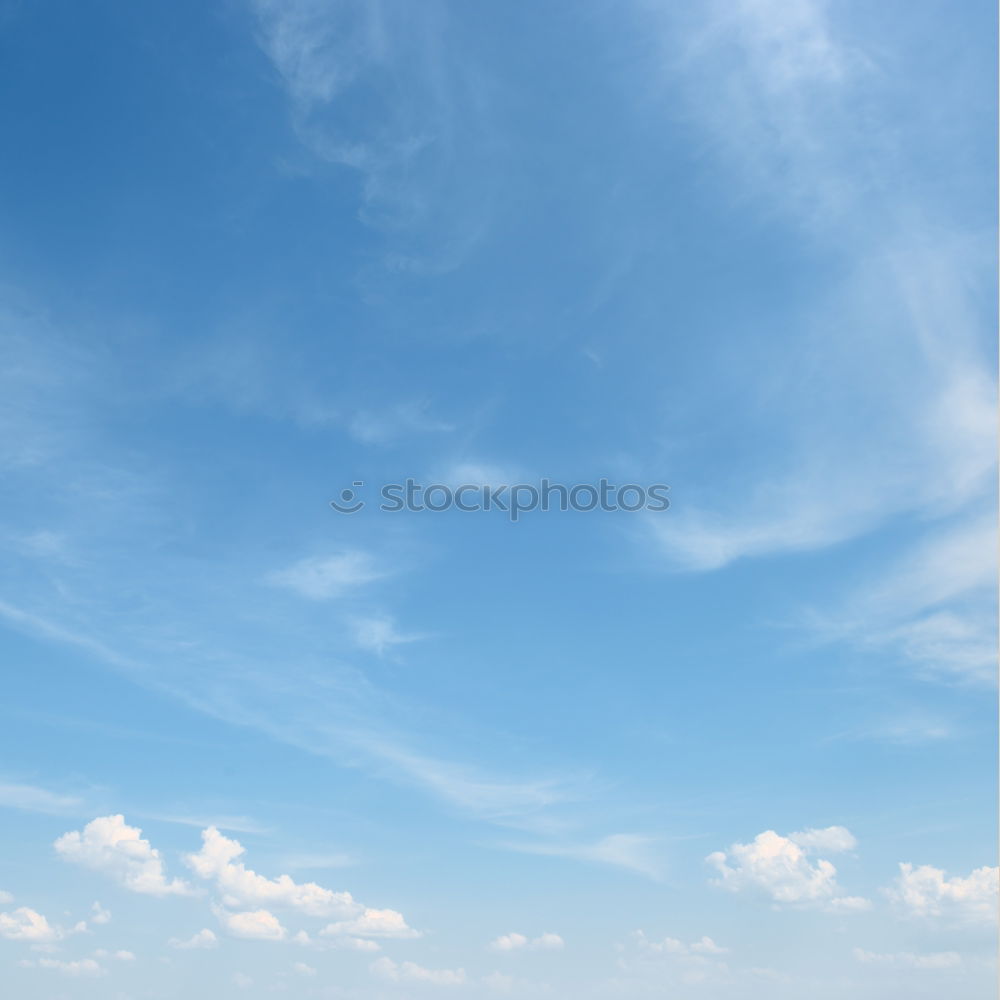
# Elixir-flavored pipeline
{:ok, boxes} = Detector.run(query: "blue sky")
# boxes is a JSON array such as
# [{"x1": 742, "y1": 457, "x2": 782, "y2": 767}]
[{"x1": 0, "y1": 0, "x2": 996, "y2": 996}]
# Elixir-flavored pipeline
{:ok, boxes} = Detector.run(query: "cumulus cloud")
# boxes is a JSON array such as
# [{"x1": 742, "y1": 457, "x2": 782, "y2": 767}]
[
  {"x1": 371, "y1": 956, "x2": 467, "y2": 986},
  {"x1": 216, "y1": 907, "x2": 286, "y2": 941},
  {"x1": 292, "y1": 961, "x2": 317, "y2": 976},
  {"x1": 853, "y1": 947, "x2": 961, "y2": 969},
  {"x1": 631, "y1": 932, "x2": 728, "y2": 957},
  {"x1": 707, "y1": 826, "x2": 868, "y2": 910},
  {"x1": 490, "y1": 931, "x2": 563, "y2": 952},
  {"x1": 491, "y1": 932, "x2": 527, "y2": 952},
  {"x1": 618, "y1": 930, "x2": 732, "y2": 989},
  {"x1": 0, "y1": 906, "x2": 63, "y2": 943},
  {"x1": 320, "y1": 907, "x2": 419, "y2": 940},
  {"x1": 186, "y1": 826, "x2": 360, "y2": 917},
  {"x1": 886, "y1": 863, "x2": 999, "y2": 923},
  {"x1": 90, "y1": 901, "x2": 111, "y2": 924},
  {"x1": 54, "y1": 815, "x2": 193, "y2": 896},
  {"x1": 168, "y1": 928, "x2": 218, "y2": 950}
]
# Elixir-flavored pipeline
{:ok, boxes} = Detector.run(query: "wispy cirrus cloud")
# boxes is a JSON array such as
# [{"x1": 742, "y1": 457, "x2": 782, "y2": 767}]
[
  {"x1": 252, "y1": 0, "x2": 498, "y2": 272},
  {"x1": 348, "y1": 614, "x2": 424, "y2": 656},
  {"x1": 266, "y1": 551, "x2": 386, "y2": 600},
  {"x1": 805, "y1": 512, "x2": 996, "y2": 683},
  {"x1": 348, "y1": 403, "x2": 454, "y2": 445},
  {"x1": 0, "y1": 591, "x2": 578, "y2": 833},
  {"x1": 0, "y1": 781, "x2": 83, "y2": 816},
  {"x1": 643, "y1": 241, "x2": 995, "y2": 575},
  {"x1": 632, "y1": 0, "x2": 995, "y2": 693},
  {"x1": 499, "y1": 833, "x2": 662, "y2": 880}
]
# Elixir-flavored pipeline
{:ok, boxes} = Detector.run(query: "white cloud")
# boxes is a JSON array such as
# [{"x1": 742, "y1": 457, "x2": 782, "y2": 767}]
[
  {"x1": 357, "y1": 739, "x2": 565, "y2": 822},
  {"x1": 500, "y1": 834, "x2": 661, "y2": 879},
  {"x1": 0, "y1": 890, "x2": 12, "y2": 904},
  {"x1": 0, "y1": 603, "x2": 572, "y2": 834},
  {"x1": 186, "y1": 826, "x2": 361, "y2": 917},
  {"x1": 0, "y1": 781, "x2": 82, "y2": 815},
  {"x1": 147, "y1": 812, "x2": 270, "y2": 835},
  {"x1": 886, "y1": 863, "x2": 999, "y2": 923},
  {"x1": 632, "y1": 931, "x2": 728, "y2": 957},
  {"x1": 691, "y1": 936, "x2": 727, "y2": 955},
  {"x1": 329, "y1": 935, "x2": 380, "y2": 952},
  {"x1": 371, "y1": 956, "x2": 467, "y2": 986},
  {"x1": 788, "y1": 826, "x2": 857, "y2": 853},
  {"x1": 252, "y1": 0, "x2": 494, "y2": 272},
  {"x1": 168, "y1": 928, "x2": 218, "y2": 950},
  {"x1": 853, "y1": 947, "x2": 962, "y2": 969},
  {"x1": 233, "y1": 971, "x2": 253, "y2": 989},
  {"x1": 22, "y1": 957, "x2": 104, "y2": 977},
  {"x1": 490, "y1": 932, "x2": 563, "y2": 952},
  {"x1": 635, "y1": 4, "x2": 997, "y2": 675},
  {"x1": 90, "y1": 901, "x2": 111, "y2": 924},
  {"x1": 810, "y1": 514, "x2": 997, "y2": 683},
  {"x1": 707, "y1": 827, "x2": 868, "y2": 910},
  {"x1": 320, "y1": 907, "x2": 419, "y2": 940},
  {"x1": 0, "y1": 906, "x2": 62, "y2": 943},
  {"x1": 619, "y1": 930, "x2": 732, "y2": 989},
  {"x1": 267, "y1": 551, "x2": 384, "y2": 600},
  {"x1": 216, "y1": 907, "x2": 287, "y2": 941},
  {"x1": 348, "y1": 405, "x2": 454, "y2": 445},
  {"x1": 647, "y1": 0, "x2": 861, "y2": 226},
  {"x1": 350, "y1": 615, "x2": 422, "y2": 655},
  {"x1": 55, "y1": 815, "x2": 193, "y2": 896},
  {"x1": 491, "y1": 932, "x2": 527, "y2": 952},
  {"x1": 834, "y1": 714, "x2": 954, "y2": 746},
  {"x1": 93, "y1": 948, "x2": 135, "y2": 962},
  {"x1": 292, "y1": 961, "x2": 317, "y2": 976},
  {"x1": 435, "y1": 462, "x2": 522, "y2": 489}
]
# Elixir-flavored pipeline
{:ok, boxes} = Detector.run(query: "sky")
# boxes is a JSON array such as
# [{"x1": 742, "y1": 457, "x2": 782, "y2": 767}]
[{"x1": 0, "y1": 1, "x2": 996, "y2": 997}]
